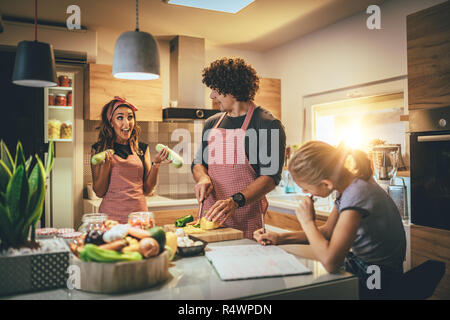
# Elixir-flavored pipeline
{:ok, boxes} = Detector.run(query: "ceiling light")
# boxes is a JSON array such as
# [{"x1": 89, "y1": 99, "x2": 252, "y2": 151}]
[
  {"x1": 12, "y1": 0, "x2": 57, "y2": 87},
  {"x1": 165, "y1": 0, "x2": 255, "y2": 14},
  {"x1": 113, "y1": 0, "x2": 160, "y2": 80}
]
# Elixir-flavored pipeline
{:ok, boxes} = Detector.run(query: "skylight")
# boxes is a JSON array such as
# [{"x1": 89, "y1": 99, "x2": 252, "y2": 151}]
[{"x1": 166, "y1": 0, "x2": 255, "y2": 14}]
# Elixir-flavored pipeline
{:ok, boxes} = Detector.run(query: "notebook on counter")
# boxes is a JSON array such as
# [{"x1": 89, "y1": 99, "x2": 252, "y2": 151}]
[{"x1": 205, "y1": 245, "x2": 311, "y2": 281}]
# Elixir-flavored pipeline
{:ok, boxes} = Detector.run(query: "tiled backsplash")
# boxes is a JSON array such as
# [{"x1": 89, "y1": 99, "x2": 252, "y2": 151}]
[{"x1": 84, "y1": 121, "x2": 203, "y2": 197}]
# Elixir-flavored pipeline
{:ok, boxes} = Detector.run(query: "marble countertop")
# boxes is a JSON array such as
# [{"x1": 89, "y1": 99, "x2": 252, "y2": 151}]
[{"x1": 3, "y1": 239, "x2": 358, "y2": 300}]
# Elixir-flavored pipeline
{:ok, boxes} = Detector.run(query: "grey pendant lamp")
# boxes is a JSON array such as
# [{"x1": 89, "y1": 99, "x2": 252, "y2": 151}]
[
  {"x1": 113, "y1": 0, "x2": 160, "y2": 80},
  {"x1": 12, "y1": 0, "x2": 57, "y2": 87}
]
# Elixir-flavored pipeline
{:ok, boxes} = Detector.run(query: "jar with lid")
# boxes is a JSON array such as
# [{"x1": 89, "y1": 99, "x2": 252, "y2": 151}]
[
  {"x1": 58, "y1": 75, "x2": 69, "y2": 87},
  {"x1": 56, "y1": 94, "x2": 67, "y2": 106},
  {"x1": 78, "y1": 213, "x2": 108, "y2": 234},
  {"x1": 128, "y1": 212, "x2": 155, "y2": 230}
]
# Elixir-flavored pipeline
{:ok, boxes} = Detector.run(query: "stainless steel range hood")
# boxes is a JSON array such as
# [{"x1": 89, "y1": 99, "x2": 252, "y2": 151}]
[{"x1": 163, "y1": 35, "x2": 220, "y2": 121}]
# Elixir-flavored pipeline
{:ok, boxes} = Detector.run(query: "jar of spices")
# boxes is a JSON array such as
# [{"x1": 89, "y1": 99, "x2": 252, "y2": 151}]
[
  {"x1": 35, "y1": 228, "x2": 58, "y2": 240},
  {"x1": 58, "y1": 75, "x2": 69, "y2": 87},
  {"x1": 68, "y1": 78, "x2": 72, "y2": 87},
  {"x1": 56, "y1": 94, "x2": 67, "y2": 106},
  {"x1": 48, "y1": 93, "x2": 55, "y2": 106},
  {"x1": 67, "y1": 91, "x2": 72, "y2": 106}
]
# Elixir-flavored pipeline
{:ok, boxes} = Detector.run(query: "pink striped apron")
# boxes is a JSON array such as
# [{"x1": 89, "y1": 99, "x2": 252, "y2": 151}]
[
  {"x1": 204, "y1": 104, "x2": 268, "y2": 239},
  {"x1": 98, "y1": 148, "x2": 147, "y2": 223}
]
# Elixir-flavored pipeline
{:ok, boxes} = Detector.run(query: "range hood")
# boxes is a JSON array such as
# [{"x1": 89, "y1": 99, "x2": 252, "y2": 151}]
[{"x1": 163, "y1": 35, "x2": 220, "y2": 121}]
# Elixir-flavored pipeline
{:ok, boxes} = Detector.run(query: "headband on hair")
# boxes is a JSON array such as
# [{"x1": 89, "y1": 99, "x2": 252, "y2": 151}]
[{"x1": 106, "y1": 96, "x2": 138, "y2": 123}]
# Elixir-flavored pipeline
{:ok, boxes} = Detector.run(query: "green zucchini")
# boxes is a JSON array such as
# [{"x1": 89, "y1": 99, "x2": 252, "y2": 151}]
[{"x1": 155, "y1": 144, "x2": 184, "y2": 168}]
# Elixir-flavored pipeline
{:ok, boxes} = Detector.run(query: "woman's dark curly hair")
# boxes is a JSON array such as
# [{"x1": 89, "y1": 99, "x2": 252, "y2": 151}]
[
  {"x1": 94, "y1": 98, "x2": 143, "y2": 156},
  {"x1": 202, "y1": 58, "x2": 259, "y2": 102}
]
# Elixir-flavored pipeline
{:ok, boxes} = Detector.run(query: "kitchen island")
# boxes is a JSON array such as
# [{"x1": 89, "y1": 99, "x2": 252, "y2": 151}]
[{"x1": 4, "y1": 239, "x2": 358, "y2": 300}]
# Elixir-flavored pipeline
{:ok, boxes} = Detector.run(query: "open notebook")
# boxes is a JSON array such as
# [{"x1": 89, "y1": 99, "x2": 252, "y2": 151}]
[{"x1": 205, "y1": 245, "x2": 311, "y2": 281}]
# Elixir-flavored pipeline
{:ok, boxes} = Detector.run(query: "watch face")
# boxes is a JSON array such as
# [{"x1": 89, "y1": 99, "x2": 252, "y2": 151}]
[{"x1": 234, "y1": 193, "x2": 243, "y2": 202}]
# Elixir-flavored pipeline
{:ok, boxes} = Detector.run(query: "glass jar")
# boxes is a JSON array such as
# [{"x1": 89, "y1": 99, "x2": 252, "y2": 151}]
[
  {"x1": 61, "y1": 231, "x2": 82, "y2": 246},
  {"x1": 56, "y1": 94, "x2": 67, "y2": 106},
  {"x1": 48, "y1": 119, "x2": 61, "y2": 140},
  {"x1": 60, "y1": 121, "x2": 72, "y2": 139},
  {"x1": 78, "y1": 213, "x2": 108, "y2": 234},
  {"x1": 48, "y1": 93, "x2": 55, "y2": 105},
  {"x1": 128, "y1": 212, "x2": 155, "y2": 230},
  {"x1": 58, "y1": 75, "x2": 69, "y2": 87},
  {"x1": 67, "y1": 91, "x2": 72, "y2": 106},
  {"x1": 35, "y1": 228, "x2": 57, "y2": 240}
]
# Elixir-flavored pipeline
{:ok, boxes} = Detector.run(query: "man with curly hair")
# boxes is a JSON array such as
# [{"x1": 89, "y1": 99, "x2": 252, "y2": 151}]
[{"x1": 192, "y1": 58, "x2": 286, "y2": 239}]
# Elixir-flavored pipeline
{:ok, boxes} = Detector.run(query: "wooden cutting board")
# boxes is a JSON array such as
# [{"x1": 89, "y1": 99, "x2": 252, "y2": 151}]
[{"x1": 164, "y1": 224, "x2": 243, "y2": 243}]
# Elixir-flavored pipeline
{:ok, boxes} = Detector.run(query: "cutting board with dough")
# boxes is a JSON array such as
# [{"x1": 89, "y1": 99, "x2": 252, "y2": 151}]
[{"x1": 164, "y1": 224, "x2": 244, "y2": 243}]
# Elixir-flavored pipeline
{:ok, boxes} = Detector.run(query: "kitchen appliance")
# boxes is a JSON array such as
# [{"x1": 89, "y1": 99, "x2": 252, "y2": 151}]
[
  {"x1": 162, "y1": 107, "x2": 220, "y2": 121},
  {"x1": 409, "y1": 106, "x2": 450, "y2": 230},
  {"x1": 388, "y1": 178, "x2": 408, "y2": 222},
  {"x1": 371, "y1": 144, "x2": 405, "y2": 181}
]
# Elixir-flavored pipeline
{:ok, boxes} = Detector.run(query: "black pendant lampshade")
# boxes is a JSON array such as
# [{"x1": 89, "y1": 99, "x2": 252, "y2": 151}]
[{"x1": 12, "y1": 40, "x2": 57, "y2": 87}]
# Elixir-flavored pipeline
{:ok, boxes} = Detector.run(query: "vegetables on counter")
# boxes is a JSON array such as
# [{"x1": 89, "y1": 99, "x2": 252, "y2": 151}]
[
  {"x1": 81, "y1": 244, "x2": 143, "y2": 263},
  {"x1": 139, "y1": 237, "x2": 160, "y2": 258},
  {"x1": 69, "y1": 219, "x2": 169, "y2": 263},
  {"x1": 174, "y1": 214, "x2": 194, "y2": 227},
  {"x1": 148, "y1": 227, "x2": 166, "y2": 254},
  {"x1": 155, "y1": 144, "x2": 184, "y2": 168},
  {"x1": 91, "y1": 149, "x2": 115, "y2": 165},
  {"x1": 84, "y1": 230, "x2": 106, "y2": 246},
  {"x1": 103, "y1": 224, "x2": 129, "y2": 243},
  {"x1": 165, "y1": 232, "x2": 177, "y2": 261}
]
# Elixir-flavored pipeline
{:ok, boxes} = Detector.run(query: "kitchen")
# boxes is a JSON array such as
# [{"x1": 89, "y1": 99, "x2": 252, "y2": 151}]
[{"x1": 0, "y1": 0, "x2": 449, "y2": 303}]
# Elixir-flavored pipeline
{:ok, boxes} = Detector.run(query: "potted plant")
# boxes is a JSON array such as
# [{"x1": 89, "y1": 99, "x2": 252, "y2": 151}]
[{"x1": 0, "y1": 140, "x2": 70, "y2": 296}]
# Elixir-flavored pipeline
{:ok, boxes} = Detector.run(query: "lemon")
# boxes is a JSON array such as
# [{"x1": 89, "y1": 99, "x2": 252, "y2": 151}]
[{"x1": 165, "y1": 231, "x2": 177, "y2": 260}]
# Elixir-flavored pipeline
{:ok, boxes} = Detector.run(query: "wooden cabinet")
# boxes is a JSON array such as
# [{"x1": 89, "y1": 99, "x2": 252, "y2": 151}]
[
  {"x1": 411, "y1": 225, "x2": 450, "y2": 299},
  {"x1": 212, "y1": 77, "x2": 281, "y2": 120},
  {"x1": 84, "y1": 64, "x2": 163, "y2": 121},
  {"x1": 407, "y1": 1, "x2": 450, "y2": 110},
  {"x1": 254, "y1": 78, "x2": 281, "y2": 120},
  {"x1": 265, "y1": 210, "x2": 326, "y2": 231}
]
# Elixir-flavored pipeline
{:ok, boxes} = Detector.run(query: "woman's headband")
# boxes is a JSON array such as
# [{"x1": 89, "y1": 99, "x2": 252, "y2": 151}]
[{"x1": 107, "y1": 96, "x2": 138, "y2": 123}]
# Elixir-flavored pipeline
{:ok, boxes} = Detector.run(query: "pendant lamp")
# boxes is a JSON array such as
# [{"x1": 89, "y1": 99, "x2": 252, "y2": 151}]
[
  {"x1": 12, "y1": 0, "x2": 57, "y2": 87},
  {"x1": 113, "y1": 0, "x2": 160, "y2": 80}
]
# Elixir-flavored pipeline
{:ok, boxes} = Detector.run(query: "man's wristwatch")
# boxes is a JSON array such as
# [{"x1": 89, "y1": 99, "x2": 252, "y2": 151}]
[{"x1": 232, "y1": 192, "x2": 246, "y2": 208}]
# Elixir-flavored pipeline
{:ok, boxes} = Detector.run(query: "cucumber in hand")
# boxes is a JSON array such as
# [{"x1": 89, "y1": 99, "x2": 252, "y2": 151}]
[
  {"x1": 91, "y1": 149, "x2": 114, "y2": 165},
  {"x1": 155, "y1": 144, "x2": 184, "y2": 168}
]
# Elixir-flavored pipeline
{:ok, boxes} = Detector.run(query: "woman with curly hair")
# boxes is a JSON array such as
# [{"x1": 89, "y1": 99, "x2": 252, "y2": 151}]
[
  {"x1": 91, "y1": 97, "x2": 169, "y2": 223},
  {"x1": 192, "y1": 58, "x2": 286, "y2": 239}
]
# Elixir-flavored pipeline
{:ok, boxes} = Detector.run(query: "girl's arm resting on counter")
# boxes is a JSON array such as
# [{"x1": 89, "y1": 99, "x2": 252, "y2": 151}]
[
  {"x1": 91, "y1": 148, "x2": 112, "y2": 198},
  {"x1": 301, "y1": 209, "x2": 361, "y2": 273}
]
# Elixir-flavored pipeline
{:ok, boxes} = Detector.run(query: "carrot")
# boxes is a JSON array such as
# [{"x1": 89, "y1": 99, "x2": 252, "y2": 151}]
[
  {"x1": 127, "y1": 227, "x2": 151, "y2": 240},
  {"x1": 98, "y1": 239, "x2": 127, "y2": 251}
]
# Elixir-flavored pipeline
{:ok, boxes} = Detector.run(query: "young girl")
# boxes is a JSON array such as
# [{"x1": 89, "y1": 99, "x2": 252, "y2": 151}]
[
  {"x1": 91, "y1": 97, "x2": 170, "y2": 223},
  {"x1": 253, "y1": 141, "x2": 406, "y2": 299}
]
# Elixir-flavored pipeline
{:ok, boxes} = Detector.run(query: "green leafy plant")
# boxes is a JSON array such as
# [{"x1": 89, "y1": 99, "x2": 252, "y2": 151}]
[{"x1": 0, "y1": 140, "x2": 54, "y2": 249}]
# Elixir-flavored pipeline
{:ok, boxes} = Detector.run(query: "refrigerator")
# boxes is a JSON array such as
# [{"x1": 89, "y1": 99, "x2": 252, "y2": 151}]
[{"x1": 1, "y1": 46, "x2": 86, "y2": 229}]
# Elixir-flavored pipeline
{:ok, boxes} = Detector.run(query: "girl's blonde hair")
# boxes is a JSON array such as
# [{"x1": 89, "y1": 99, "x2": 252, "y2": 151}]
[{"x1": 288, "y1": 141, "x2": 373, "y2": 185}]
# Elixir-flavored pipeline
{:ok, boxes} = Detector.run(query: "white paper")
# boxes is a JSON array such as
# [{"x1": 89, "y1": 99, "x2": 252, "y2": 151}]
[{"x1": 205, "y1": 245, "x2": 311, "y2": 280}]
